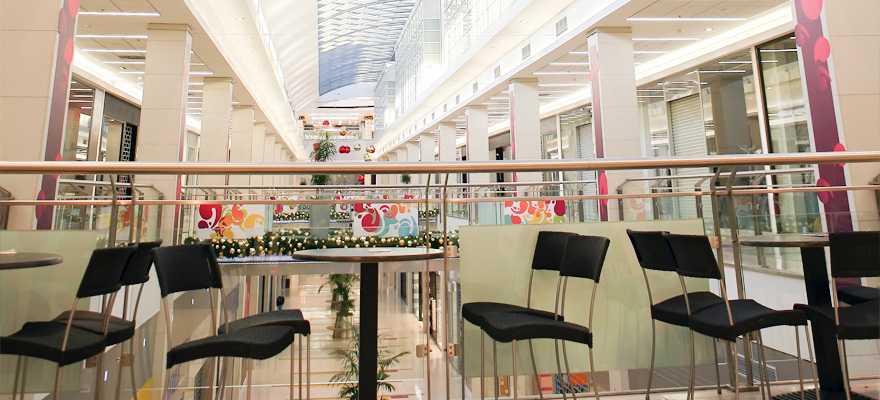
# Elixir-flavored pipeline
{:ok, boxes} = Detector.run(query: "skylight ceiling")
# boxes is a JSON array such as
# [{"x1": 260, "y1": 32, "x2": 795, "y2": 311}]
[{"x1": 317, "y1": 0, "x2": 416, "y2": 95}]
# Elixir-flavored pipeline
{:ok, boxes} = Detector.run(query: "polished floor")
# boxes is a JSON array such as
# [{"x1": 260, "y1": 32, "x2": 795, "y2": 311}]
[{"x1": 2, "y1": 272, "x2": 877, "y2": 399}]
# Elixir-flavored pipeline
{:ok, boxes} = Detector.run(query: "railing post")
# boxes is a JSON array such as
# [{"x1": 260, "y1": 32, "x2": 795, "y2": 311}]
[
  {"x1": 108, "y1": 175, "x2": 119, "y2": 246},
  {"x1": 617, "y1": 188, "x2": 625, "y2": 221},
  {"x1": 694, "y1": 188, "x2": 704, "y2": 219}
]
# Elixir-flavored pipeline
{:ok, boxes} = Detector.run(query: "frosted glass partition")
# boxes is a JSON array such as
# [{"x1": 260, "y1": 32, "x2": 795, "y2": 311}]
[
  {"x1": 0, "y1": 231, "x2": 103, "y2": 394},
  {"x1": 459, "y1": 219, "x2": 714, "y2": 378}
]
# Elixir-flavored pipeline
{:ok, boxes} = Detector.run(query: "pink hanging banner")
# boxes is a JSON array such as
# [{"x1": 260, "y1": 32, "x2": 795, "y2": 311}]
[{"x1": 793, "y1": 0, "x2": 853, "y2": 233}]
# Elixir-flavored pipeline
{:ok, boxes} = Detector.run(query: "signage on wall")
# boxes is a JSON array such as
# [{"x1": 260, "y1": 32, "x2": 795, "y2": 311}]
[
  {"x1": 503, "y1": 200, "x2": 566, "y2": 225},
  {"x1": 196, "y1": 204, "x2": 267, "y2": 240},
  {"x1": 351, "y1": 202, "x2": 419, "y2": 237}
]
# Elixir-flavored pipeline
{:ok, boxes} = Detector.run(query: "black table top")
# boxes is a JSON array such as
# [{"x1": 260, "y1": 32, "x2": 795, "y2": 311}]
[
  {"x1": 0, "y1": 251, "x2": 63, "y2": 270},
  {"x1": 739, "y1": 233, "x2": 829, "y2": 248}
]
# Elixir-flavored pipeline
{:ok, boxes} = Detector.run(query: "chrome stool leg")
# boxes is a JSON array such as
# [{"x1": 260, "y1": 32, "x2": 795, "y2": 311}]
[
  {"x1": 129, "y1": 340, "x2": 138, "y2": 400},
  {"x1": 53, "y1": 365, "x2": 63, "y2": 400},
  {"x1": 687, "y1": 328, "x2": 696, "y2": 400},
  {"x1": 512, "y1": 340, "x2": 518, "y2": 400},
  {"x1": 289, "y1": 343, "x2": 302, "y2": 400},
  {"x1": 795, "y1": 327, "x2": 806, "y2": 400},
  {"x1": 554, "y1": 339, "x2": 568, "y2": 400},
  {"x1": 11, "y1": 356, "x2": 21, "y2": 400},
  {"x1": 493, "y1": 339, "x2": 499, "y2": 400},
  {"x1": 299, "y1": 337, "x2": 304, "y2": 400},
  {"x1": 588, "y1": 344, "x2": 600, "y2": 400},
  {"x1": 481, "y1": 331, "x2": 485, "y2": 400},
  {"x1": 528, "y1": 339, "x2": 543, "y2": 399},
  {"x1": 805, "y1": 324, "x2": 820, "y2": 400},
  {"x1": 247, "y1": 359, "x2": 254, "y2": 400},
  {"x1": 646, "y1": 321, "x2": 656, "y2": 400},
  {"x1": 728, "y1": 341, "x2": 740, "y2": 400},
  {"x1": 713, "y1": 339, "x2": 722, "y2": 395},
  {"x1": 838, "y1": 339, "x2": 852, "y2": 400},
  {"x1": 19, "y1": 358, "x2": 28, "y2": 400},
  {"x1": 757, "y1": 332, "x2": 771, "y2": 400},
  {"x1": 306, "y1": 335, "x2": 311, "y2": 400}
]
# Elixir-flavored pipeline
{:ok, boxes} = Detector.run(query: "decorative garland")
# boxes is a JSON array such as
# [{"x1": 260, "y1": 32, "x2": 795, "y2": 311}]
[
  {"x1": 185, "y1": 228, "x2": 459, "y2": 259},
  {"x1": 272, "y1": 209, "x2": 438, "y2": 222}
]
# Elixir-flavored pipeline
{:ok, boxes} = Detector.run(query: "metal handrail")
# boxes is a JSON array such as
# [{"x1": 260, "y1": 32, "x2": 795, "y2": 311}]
[
  {"x1": 1, "y1": 151, "x2": 878, "y2": 174},
  {"x1": 616, "y1": 167, "x2": 815, "y2": 191}
]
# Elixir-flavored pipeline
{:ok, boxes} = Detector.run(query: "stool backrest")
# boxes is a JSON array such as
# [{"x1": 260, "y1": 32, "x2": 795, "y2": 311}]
[
  {"x1": 121, "y1": 240, "x2": 162, "y2": 286},
  {"x1": 532, "y1": 231, "x2": 577, "y2": 271},
  {"x1": 664, "y1": 233, "x2": 722, "y2": 280},
  {"x1": 830, "y1": 231, "x2": 880, "y2": 278},
  {"x1": 626, "y1": 230, "x2": 676, "y2": 271},
  {"x1": 560, "y1": 235, "x2": 611, "y2": 282},
  {"x1": 76, "y1": 247, "x2": 138, "y2": 299},
  {"x1": 152, "y1": 244, "x2": 222, "y2": 298}
]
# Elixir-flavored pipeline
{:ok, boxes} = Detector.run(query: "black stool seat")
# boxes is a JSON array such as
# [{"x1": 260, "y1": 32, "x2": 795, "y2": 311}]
[
  {"x1": 652, "y1": 291, "x2": 723, "y2": 326},
  {"x1": 0, "y1": 321, "x2": 107, "y2": 366},
  {"x1": 53, "y1": 310, "x2": 135, "y2": 346},
  {"x1": 690, "y1": 299, "x2": 807, "y2": 341},
  {"x1": 463, "y1": 302, "x2": 561, "y2": 328},
  {"x1": 167, "y1": 325, "x2": 295, "y2": 368},
  {"x1": 218, "y1": 309, "x2": 311, "y2": 336},
  {"x1": 795, "y1": 301, "x2": 880, "y2": 340},
  {"x1": 838, "y1": 285, "x2": 880, "y2": 305},
  {"x1": 482, "y1": 311, "x2": 591, "y2": 345}
]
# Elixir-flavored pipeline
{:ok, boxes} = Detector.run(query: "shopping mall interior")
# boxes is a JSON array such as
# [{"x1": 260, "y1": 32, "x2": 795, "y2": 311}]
[{"x1": 0, "y1": 0, "x2": 879, "y2": 399}]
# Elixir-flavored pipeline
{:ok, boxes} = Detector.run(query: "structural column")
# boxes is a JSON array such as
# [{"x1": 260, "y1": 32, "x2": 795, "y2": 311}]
[
  {"x1": 0, "y1": 0, "x2": 77, "y2": 229},
  {"x1": 263, "y1": 131, "x2": 276, "y2": 187},
  {"x1": 465, "y1": 106, "x2": 490, "y2": 184},
  {"x1": 198, "y1": 77, "x2": 234, "y2": 187},
  {"x1": 793, "y1": 0, "x2": 879, "y2": 232},
  {"x1": 587, "y1": 27, "x2": 641, "y2": 221},
  {"x1": 228, "y1": 106, "x2": 255, "y2": 187},
  {"x1": 251, "y1": 123, "x2": 267, "y2": 186},
  {"x1": 137, "y1": 23, "x2": 192, "y2": 240},
  {"x1": 438, "y1": 123, "x2": 458, "y2": 184},
  {"x1": 274, "y1": 138, "x2": 284, "y2": 186},
  {"x1": 406, "y1": 142, "x2": 420, "y2": 184},
  {"x1": 508, "y1": 79, "x2": 542, "y2": 186}
]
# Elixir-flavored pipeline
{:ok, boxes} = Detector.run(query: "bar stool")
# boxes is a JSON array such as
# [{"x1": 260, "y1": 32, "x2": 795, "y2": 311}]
[
  {"x1": 152, "y1": 244, "x2": 297, "y2": 399},
  {"x1": 796, "y1": 231, "x2": 880, "y2": 400},
  {"x1": 480, "y1": 234, "x2": 611, "y2": 400},
  {"x1": 462, "y1": 231, "x2": 575, "y2": 398},
  {"x1": 50, "y1": 240, "x2": 162, "y2": 400},
  {"x1": 626, "y1": 230, "x2": 723, "y2": 399},
  {"x1": 2, "y1": 246, "x2": 137, "y2": 399},
  {"x1": 664, "y1": 233, "x2": 817, "y2": 400},
  {"x1": 832, "y1": 235, "x2": 880, "y2": 306},
  {"x1": 217, "y1": 304, "x2": 312, "y2": 399}
]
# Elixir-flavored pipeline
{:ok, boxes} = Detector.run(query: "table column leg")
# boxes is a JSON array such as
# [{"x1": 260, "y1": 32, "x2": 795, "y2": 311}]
[
  {"x1": 360, "y1": 262, "x2": 379, "y2": 400},
  {"x1": 800, "y1": 247, "x2": 845, "y2": 398}
]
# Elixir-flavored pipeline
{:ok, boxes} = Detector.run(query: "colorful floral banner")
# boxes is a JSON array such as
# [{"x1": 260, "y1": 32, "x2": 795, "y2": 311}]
[
  {"x1": 503, "y1": 200, "x2": 566, "y2": 225},
  {"x1": 197, "y1": 204, "x2": 267, "y2": 240},
  {"x1": 351, "y1": 202, "x2": 419, "y2": 237}
]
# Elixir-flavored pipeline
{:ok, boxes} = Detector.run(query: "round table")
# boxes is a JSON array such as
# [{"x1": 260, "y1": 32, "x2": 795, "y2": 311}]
[
  {"x1": 740, "y1": 233, "x2": 849, "y2": 400},
  {"x1": 0, "y1": 251, "x2": 62, "y2": 270},
  {"x1": 295, "y1": 247, "x2": 445, "y2": 400}
]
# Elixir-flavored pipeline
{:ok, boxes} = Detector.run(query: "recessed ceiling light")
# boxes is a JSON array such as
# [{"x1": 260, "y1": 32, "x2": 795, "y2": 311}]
[
  {"x1": 634, "y1": 50, "x2": 667, "y2": 54},
  {"x1": 76, "y1": 34, "x2": 148, "y2": 39},
  {"x1": 549, "y1": 62, "x2": 590, "y2": 66},
  {"x1": 70, "y1": 88, "x2": 93, "y2": 92},
  {"x1": 568, "y1": 51, "x2": 589, "y2": 55},
  {"x1": 119, "y1": 71, "x2": 145, "y2": 75},
  {"x1": 718, "y1": 60, "x2": 752, "y2": 64},
  {"x1": 633, "y1": 37, "x2": 700, "y2": 42},
  {"x1": 79, "y1": 11, "x2": 160, "y2": 17},
  {"x1": 189, "y1": 71, "x2": 214, "y2": 76},
  {"x1": 690, "y1": 70, "x2": 746, "y2": 74},
  {"x1": 104, "y1": 61, "x2": 145, "y2": 65},
  {"x1": 82, "y1": 49, "x2": 146, "y2": 53},
  {"x1": 537, "y1": 83, "x2": 588, "y2": 87},
  {"x1": 534, "y1": 71, "x2": 586, "y2": 76},
  {"x1": 626, "y1": 17, "x2": 747, "y2": 22}
]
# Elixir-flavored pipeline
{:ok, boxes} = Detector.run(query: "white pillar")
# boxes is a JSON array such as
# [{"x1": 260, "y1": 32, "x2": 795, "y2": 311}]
[
  {"x1": 228, "y1": 106, "x2": 255, "y2": 187},
  {"x1": 137, "y1": 23, "x2": 192, "y2": 240},
  {"x1": 508, "y1": 78, "x2": 542, "y2": 185},
  {"x1": 263, "y1": 131, "x2": 276, "y2": 187},
  {"x1": 587, "y1": 27, "x2": 641, "y2": 221},
  {"x1": 198, "y1": 77, "x2": 233, "y2": 186},
  {"x1": 406, "y1": 142, "x2": 420, "y2": 184},
  {"x1": 438, "y1": 123, "x2": 458, "y2": 183},
  {"x1": 0, "y1": 1, "x2": 76, "y2": 228},
  {"x1": 274, "y1": 139, "x2": 284, "y2": 186},
  {"x1": 419, "y1": 133, "x2": 435, "y2": 162},
  {"x1": 251, "y1": 123, "x2": 266, "y2": 186},
  {"x1": 466, "y1": 106, "x2": 490, "y2": 184}
]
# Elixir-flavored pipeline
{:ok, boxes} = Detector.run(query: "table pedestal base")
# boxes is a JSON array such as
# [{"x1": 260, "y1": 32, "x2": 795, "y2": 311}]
[{"x1": 359, "y1": 262, "x2": 378, "y2": 400}]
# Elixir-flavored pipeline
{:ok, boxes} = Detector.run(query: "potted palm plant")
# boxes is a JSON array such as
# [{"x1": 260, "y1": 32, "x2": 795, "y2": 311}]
[
  {"x1": 320, "y1": 273, "x2": 357, "y2": 338},
  {"x1": 331, "y1": 332, "x2": 408, "y2": 400}
]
